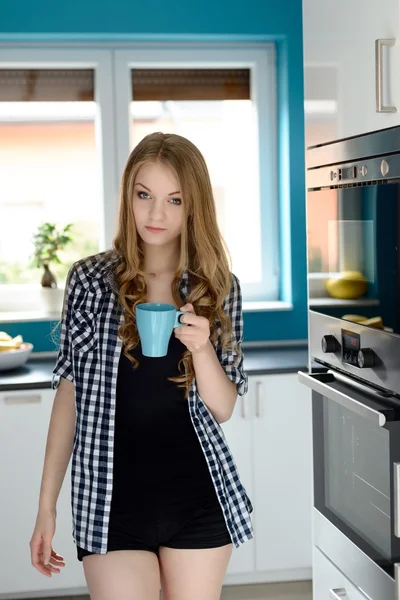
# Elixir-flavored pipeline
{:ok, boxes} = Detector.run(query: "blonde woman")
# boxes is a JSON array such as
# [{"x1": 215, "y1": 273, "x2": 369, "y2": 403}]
[{"x1": 29, "y1": 132, "x2": 253, "y2": 600}]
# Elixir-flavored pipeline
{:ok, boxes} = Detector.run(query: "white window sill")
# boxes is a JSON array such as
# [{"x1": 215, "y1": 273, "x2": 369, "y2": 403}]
[
  {"x1": 0, "y1": 284, "x2": 64, "y2": 321},
  {"x1": 0, "y1": 311, "x2": 61, "y2": 323},
  {"x1": 243, "y1": 301, "x2": 293, "y2": 312},
  {"x1": 309, "y1": 298, "x2": 380, "y2": 308},
  {"x1": 0, "y1": 301, "x2": 294, "y2": 323}
]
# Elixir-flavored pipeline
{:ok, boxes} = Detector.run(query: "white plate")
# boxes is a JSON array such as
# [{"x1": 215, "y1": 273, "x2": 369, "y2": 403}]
[{"x1": 0, "y1": 343, "x2": 34, "y2": 372}]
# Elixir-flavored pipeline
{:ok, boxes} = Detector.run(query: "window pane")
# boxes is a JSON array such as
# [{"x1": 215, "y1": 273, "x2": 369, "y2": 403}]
[
  {"x1": 0, "y1": 69, "x2": 100, "y2": 285},
  {"x1": 129, "y1": 68, "x2": 261, "y2": 285}
]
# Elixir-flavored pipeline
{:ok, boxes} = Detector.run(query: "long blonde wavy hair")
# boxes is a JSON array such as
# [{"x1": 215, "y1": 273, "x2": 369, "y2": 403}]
[{"x1": 112, "y1": 132, "x2": 239, "y2": 398}]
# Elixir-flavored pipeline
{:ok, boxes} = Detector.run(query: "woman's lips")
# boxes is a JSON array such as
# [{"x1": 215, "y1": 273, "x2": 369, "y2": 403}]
[{"x1": 145, "y1": 226, "x2": 166, "y2": 233}]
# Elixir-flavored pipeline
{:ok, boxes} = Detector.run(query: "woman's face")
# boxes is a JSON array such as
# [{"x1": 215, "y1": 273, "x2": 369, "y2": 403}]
[{"x1": 132, "y1": 161, "x2": 184, "y2": 248}]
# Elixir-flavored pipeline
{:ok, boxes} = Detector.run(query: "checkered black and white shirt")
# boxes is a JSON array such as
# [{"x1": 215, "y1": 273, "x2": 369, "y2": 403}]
[{"x1": 52, "y1": 250, "x2": 254, "y2": 554}]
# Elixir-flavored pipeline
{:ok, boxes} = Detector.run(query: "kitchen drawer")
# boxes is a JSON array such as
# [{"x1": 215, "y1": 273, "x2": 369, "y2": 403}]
[{"x1": 313, "y1": 546, "x2": 370, "y2": 600}]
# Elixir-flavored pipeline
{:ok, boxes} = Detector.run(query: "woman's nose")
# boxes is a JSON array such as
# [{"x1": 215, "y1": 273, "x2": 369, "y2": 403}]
[{"x1": 149, "y1": 199, "x2": 165, "y2": 219}]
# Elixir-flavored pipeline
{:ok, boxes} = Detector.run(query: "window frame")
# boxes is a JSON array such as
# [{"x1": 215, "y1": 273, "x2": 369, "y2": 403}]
[{"x1": 0, "y1": 43, "x2": 280, "y2": 318}]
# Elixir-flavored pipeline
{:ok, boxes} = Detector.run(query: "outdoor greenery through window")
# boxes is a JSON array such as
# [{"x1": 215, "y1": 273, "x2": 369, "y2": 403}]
[{"x1": 0, "y1": 69, "x2": 100, "y2": 285}]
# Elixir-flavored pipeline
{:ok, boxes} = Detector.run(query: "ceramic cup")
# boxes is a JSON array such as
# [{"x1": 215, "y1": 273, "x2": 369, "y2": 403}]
[{"x1": 135, "y1": 302, "x2": 188, "y2": 357}]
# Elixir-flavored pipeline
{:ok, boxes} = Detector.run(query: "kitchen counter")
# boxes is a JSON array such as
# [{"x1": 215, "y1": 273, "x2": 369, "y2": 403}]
[{"x1": 0, "y1": 346, "x2": 313, "y2": 391}]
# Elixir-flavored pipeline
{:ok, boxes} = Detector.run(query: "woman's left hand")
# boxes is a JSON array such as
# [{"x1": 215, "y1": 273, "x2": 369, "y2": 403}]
[{"x1": 174, "y1": 303, "x2": 211, "y2": 354}]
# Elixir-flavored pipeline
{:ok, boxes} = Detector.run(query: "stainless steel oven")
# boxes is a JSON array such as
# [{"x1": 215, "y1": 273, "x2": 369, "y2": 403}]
[
  {"x1": 299, "y1": 365, "x2": 400, "y2": 571},
  {"x1": 301, "y1": 126, "x2": 400, "y2": 600}
]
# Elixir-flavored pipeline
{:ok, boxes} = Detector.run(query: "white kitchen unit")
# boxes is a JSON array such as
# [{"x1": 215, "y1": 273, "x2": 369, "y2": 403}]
[
  {"x1": 0, "y1": 371, "x2": 312, "y2": 596},
  {"x1": 220, "y1": 380, "x2": 256, "y2": 577},
  {"x1": 0, "y1": 388, "x2": 87, "y2": 598},
  {"x1": 303, "y1": 0, "x2": 400, "y2": 143},
  {"x1": 222, "y1": 373, "x2": 313, "y2": 585},
  {"x1": 313, "y1": 546, "x2": 370, "y2": 600}
]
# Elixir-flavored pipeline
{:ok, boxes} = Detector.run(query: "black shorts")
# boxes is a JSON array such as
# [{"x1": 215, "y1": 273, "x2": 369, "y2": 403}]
[{"x1": 77, "y1": 497, "x2": 232, "y2": 561}]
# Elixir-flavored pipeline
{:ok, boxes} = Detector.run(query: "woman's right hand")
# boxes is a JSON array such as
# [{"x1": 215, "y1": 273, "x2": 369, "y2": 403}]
[{"x1": 30, "y1": 510, "x2": 65, "y2": 577}]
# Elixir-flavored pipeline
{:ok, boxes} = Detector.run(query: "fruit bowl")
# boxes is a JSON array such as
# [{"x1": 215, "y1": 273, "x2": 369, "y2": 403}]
[{"x1": 0, "y1": 342, "x2": 34, "y2": 372}]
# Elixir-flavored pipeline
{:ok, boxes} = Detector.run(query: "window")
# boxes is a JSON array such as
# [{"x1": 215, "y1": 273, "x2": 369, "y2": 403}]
[
  {"x1": 0, "y1": 45, "x2": 278, "y2": 317},
  {"x1": 114, "y1": 47, "x2": 278, "y2": 303}
]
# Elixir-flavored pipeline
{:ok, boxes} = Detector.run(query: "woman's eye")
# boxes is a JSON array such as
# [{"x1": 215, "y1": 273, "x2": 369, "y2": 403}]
[
  {"x1": 138, "y1": 191, "x2": 150, "y2": 199},
  {"x1": 170, "y1": 197, "x2": 182, "y2": 205}
]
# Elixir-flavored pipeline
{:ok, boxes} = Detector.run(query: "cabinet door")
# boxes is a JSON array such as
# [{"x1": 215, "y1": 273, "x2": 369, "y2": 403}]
[
  {"x1": 0, "y1": 387, "x2": 86, "y2": 596},
  {"x1": 220, "y1": 387, "x2": 255, "y2": 575},
  {"x1": 252, "y1": 373, "x2": 312, "y2": 575},
  {"x1": 313, "y1": 546, "x2": 369, "y2": 600},
  {"x1": 303, "y1": 0, "x2": 400, "y2": 142}
]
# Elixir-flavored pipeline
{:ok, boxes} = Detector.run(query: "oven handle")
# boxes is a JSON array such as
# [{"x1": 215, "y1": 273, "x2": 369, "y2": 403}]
[
  {"x1": 298, "y1": 371, "x2": 386, "y2": 426},
  {"x1": 329, "y1": 590, "x2": 347, "y2": 600},
  {"x1": 396, "y1": 563, "x2": 400, "y2": 599},
  {"x1": 394, "y1": 463, "x2": 400, "y2": 538}
]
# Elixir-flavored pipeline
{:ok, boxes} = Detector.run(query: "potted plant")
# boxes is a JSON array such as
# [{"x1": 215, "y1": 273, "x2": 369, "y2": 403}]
[{"x1": 30, "y1": 222, "x2": 74, "y2": 314}]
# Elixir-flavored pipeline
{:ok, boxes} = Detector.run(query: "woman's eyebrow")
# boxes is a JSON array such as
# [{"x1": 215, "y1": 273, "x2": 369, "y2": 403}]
[{"x1": 135, "y1": 182, "x2": 180, "y2": 195}]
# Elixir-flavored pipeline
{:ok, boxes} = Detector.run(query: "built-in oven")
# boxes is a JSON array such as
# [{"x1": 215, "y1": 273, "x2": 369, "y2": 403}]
[
  {"x1": 301, "y1": 126, "x2": 400, "y2": 600},
  {"x1": 299, "y1": 365, "x2": 400, "y2": 574}
]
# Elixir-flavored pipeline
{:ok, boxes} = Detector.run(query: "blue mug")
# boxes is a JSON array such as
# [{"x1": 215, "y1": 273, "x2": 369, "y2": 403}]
[{"x1": 135, "y1": 302, "x2": 188, "y2": 357}]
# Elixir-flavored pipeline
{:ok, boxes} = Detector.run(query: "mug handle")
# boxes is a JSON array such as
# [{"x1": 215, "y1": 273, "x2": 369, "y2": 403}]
[{"x1": 174, "y1": 310, "x2": 187, "y2": 328}]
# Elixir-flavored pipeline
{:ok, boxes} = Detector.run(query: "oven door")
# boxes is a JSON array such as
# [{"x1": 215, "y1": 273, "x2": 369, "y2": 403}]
[
  {"x1": 299, "y1": 370, "x2": 400, "y2": 571},
  {"x1": 307, "y1": 174, "x2": 400, "y2": 335}
]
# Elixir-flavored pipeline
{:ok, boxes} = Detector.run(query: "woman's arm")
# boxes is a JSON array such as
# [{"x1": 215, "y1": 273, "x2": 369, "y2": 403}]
[
  {"x1": 37, "y1": 378, "x2": 76, "y2": 516},
  {"x1": 192, "y1": 340, "x2": 238, "y2": 423},
  {"x1": 175, "y1": 274, "x2": 248, "y2": 424}
]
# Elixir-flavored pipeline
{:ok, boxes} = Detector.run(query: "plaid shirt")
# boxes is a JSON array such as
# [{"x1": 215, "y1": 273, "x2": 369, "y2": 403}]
[{"x1": 52, "y1": 250, "x2": 254, "y2": 553}]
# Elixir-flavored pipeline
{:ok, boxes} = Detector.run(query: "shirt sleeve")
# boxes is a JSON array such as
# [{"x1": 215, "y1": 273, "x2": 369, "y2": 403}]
[
  {"x1": 216, "y1": 273, "x2": 248, "y2": 397},
  {"x1": 51, "y1": 264, "x2": 78, "y2": 390}
]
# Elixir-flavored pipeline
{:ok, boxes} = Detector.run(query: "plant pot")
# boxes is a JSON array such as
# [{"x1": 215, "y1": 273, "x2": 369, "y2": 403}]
[
  {"x1": 40, "y1": 286, "x2": 65, "y2": 316},
  {"x1": 41, "y1": 264, "x2": 57, "y2": 287}
]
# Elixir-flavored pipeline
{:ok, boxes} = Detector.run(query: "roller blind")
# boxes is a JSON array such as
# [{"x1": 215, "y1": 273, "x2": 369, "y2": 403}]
[
  {"x1": 0, "y1": 69, "x2": 95, "y2": 102},
  {"x1": 131, "y1": 68, "x2": 250, "y2": 101}
]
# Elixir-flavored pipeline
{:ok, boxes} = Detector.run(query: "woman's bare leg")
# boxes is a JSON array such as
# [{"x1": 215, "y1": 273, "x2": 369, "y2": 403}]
[{"x1": 82, "y1": 549, "x2": 161, "y2": 600}]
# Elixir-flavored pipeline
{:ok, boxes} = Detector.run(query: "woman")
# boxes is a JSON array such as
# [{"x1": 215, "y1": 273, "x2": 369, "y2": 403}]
[{"x1": 30, "y1": 132, "x2": 253, "y2": 600}]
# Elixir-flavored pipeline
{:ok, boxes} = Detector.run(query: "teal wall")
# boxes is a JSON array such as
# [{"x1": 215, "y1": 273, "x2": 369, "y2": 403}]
[{"x1": 1, "y1": 0, "x2": 307, "y2": 350}]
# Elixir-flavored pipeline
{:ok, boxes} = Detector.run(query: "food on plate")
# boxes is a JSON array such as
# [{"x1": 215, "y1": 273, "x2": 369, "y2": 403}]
[
  {"x1": 0, "y1": 332, "x2": 24, "y2": 351},
  {"x1": 342, "y1": 314, "x2": 367, "y2": 323},
  {"x1": 359, "y1": 316, "x2": 384, "y2": 329},
  {"x1": 341, "y1": 315, "x2": 386, "y2": 330}
]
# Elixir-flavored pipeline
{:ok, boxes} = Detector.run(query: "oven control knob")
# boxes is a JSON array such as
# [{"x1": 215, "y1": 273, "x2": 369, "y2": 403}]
[
  {"x1": 357, "y1": 348, "x2": 375, "y2": 368},
  {"x1": 321, "y1": 335, "x2": 338, "y2": 353},
  {"x1": 381, "y1": 160, "x2": 390, "y2": 177}
]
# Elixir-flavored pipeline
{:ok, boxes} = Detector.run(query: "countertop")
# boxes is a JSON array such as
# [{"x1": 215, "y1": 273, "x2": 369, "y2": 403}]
[{"x1": 0, "y1": 346, "x2": 312, "y2": 392}]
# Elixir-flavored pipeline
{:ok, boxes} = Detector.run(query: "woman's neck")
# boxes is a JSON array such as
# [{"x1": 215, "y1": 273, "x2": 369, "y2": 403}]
[{"x1": 142, "y1": 242, "x2": 180, "y2": 275}]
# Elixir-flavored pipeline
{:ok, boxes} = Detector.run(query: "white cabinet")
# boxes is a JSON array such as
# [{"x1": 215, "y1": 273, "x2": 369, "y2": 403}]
[
  {"x1": 222, "y1": 373, "x2": 312, "y2": 583},
  {"x1": 313, "y1": 546, "x2": 369, "y2": 600},
  {"x1": 0, "y1": 388, "x2": 86, "y2": 597},
  {"x1": 252, "y1": 374, "x2": 312, "y2": 576},
  {"x1": 220, "y1": 389, "x2": 255, "y2": 576},
  {"x1": 303, "y1": 0, "x2": 400, "y2": 144}
]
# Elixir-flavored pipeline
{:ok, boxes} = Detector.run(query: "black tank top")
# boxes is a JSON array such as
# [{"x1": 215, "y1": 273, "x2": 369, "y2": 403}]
[{"x1": 110, "y1": 334, "x2": 217, "y2": 513}]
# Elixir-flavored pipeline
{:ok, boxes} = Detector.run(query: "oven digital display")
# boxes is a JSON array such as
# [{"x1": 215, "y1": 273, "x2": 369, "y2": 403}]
[
  {"x1": 338, "y1": 166, "x2": 357, "y2": 180},
  {"x1": 342, "y1": 330, "x2": 360, "y2": 365}
]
